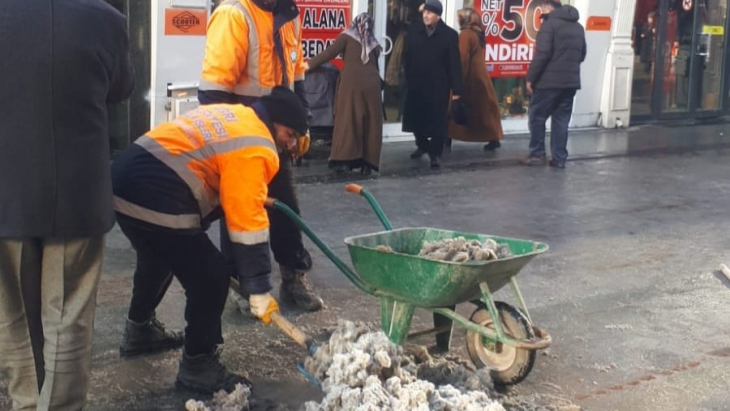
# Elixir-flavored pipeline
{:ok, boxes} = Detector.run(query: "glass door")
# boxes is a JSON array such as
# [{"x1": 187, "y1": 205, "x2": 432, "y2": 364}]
[
  {"x1": 631, "y1": 0, "x2": 729, "y2": 120},
  {"x1": 376, "y1": 0, "x2": 425, "y2": 137},
  {"x1": 691, "y1": 0, "x2": 727, "y2": 112}
]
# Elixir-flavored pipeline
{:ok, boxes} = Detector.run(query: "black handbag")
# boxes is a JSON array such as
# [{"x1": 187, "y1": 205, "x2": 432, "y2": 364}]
[{"x1": 451, "y1": 99, "x2": 469, "y2": 126}]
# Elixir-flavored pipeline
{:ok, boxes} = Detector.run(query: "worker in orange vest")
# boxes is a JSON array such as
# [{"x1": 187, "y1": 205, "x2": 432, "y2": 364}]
[
  {"x1": 198, "y1": 0, "x2": 325, "y2": 315},
  {"x1": 112, "y1": 87, "x2": 309, "y2": 394}
]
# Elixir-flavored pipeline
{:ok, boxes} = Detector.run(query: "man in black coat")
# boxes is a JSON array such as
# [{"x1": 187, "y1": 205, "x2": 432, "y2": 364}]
[
  {"x1": 0, "y1": 1, "x2": 134, "y2": 409},
  {"x1": 402, "y1": 0, "x2": 463, "y2": 168},
  {"x1": 521, "y1": 0, "x2": 586, "y2": 168}
]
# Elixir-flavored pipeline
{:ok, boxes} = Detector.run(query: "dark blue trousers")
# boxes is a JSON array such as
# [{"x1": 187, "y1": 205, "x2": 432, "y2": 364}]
[{"x1": 528, "y1": 88, "x2": 577, "y2": 164}]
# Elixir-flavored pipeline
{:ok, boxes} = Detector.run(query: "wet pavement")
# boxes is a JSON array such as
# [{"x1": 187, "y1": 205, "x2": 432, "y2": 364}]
[
  {"x1": 295, "y1": 120, "x2": 730, "y2": 183},
  {"x1": 2, "y1": 124, "x2": 730, "y2": 411}
]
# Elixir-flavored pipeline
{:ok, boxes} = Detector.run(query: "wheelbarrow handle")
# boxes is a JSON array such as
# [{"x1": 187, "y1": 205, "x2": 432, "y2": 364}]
[
  {"x1": 343, "y1": 184, "x2": 394, "y2": 231},
  {"x1": 345, "y1": 184, "x2": 364, "y2": 194},
  {"x1": 263, "y1": 197, "x2": 377, "y2": 295}
]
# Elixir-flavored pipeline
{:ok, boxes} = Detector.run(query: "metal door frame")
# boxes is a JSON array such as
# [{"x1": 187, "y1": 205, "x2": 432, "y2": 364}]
[{"x1": 647, "y1": 0, "x2": 730, "y2": 120}]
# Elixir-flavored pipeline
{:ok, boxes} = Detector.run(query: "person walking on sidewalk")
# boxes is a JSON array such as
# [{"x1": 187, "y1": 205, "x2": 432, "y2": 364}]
[
  {"x1": 520, "y1": 0, "x2": 586, "y2": 169},
  {"x1": 447, "y1": 8, "x2": 504, "y2": 151},
  {"x1": 199, "y1": 0, "x2": 324, "y2": 312},
  {"x1": 0, "y1": 1, "x2": 134, "y2": 410},
  {"x1": 306, "y1": 12, "x2": 384, "y2": 176},
  {"x1": 402, "y1": 0, "x2": 463, "y2": 169},
  {"x1": 112, "y1": 87, "x2": 308, "y2": 394}
]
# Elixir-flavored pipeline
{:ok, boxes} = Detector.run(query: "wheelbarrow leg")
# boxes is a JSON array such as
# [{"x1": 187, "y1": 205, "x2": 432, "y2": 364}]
[
  {"x1": 380, "y1": 297, "x2": 415, "y2": 345},
  {"x1": 433, "y1": 306, "x2": 456, "y2": 352}
]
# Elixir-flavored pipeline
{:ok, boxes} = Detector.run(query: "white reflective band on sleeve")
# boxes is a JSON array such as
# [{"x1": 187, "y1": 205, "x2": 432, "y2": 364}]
[
  {"x1": 229, "y1": 228, "x2": 270, "y2": 245},
  {"x1": 113, "y1": 196, "x2": 201, "y2": 229}
]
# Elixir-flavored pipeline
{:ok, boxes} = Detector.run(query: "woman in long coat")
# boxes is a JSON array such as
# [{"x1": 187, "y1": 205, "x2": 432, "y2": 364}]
[
  {"x1": 306, "y1": 13, "x2": 383, "y2": 175},
  {"x1": 447, "y1": 8, "x2": 504, "y2": 150}
]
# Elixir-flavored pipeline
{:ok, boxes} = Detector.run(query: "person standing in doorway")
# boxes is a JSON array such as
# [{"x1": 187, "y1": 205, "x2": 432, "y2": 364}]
[
  {"x1": 306, "y1": 13, "x2": 384, "y2": 175},
  {"x1": 402, "y1": 0, "x2": 463, "y2": 169},
  {"x1": 0, "y1": 1, "x2": 134, "y2": 410},
  {"x1": 520, "y1": 0, "x2": 586, "y2": 169},
  {"x1": 447, "y1": 8, "x2": 504, "y2": 150}
]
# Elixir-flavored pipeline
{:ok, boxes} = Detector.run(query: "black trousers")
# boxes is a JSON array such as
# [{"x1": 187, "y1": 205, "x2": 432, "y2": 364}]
[
  {"x1": 119, "y1": 220, "x2": 229, "y2": 356},
  {"x1": 220, "y1": 152, "x2": 312, "y2": 284},
  {"x1": 414, "y1": 131, "x2": 446, "y2": 157}
]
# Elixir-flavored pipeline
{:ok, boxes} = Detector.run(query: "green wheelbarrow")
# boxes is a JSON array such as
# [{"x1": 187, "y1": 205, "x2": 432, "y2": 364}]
[{"x1": 266, "y1": 184, "x2": 552, "y2": 385}]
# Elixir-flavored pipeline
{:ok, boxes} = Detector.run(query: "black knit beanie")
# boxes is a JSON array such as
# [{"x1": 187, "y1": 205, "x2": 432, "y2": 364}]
[
  {"x1": 260, "y1": 86, "x2": 308, "y2": 136},
  {"x1": 423, "y1": 0, "x2": 443, "y2": 16}
]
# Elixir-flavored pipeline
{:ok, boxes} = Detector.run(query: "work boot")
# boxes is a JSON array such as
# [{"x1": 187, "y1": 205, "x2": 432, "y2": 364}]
[
  {"x1": 176, "y1": 348, "x2": 251, "y2": 394},
  {"x1": 120, "y1": 315, "x2": 185, "y2": 357},
  {"x1": 280, "y1": 266, "x2": 324, "y2": 312},
  {"x1": 410, "y1": 148, "x2": 426, "y2": 159}
]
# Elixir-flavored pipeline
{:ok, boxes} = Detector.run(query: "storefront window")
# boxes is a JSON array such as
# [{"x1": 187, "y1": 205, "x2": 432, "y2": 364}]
[
  {"x1": 469, "y1": 0, "x2": 556, "y2": 119},
  {"x1": 662, "y1": 1, "x2": 695, "y2": 112},
  {"x1": 631, "y1": 0, "x2": 659, "y2": 115},
  {"x1": 383, "y1": 0, "x2": 424, "y2": 123},
  {"x1": 632, "y1": 0, "x2": 729, "y2": 118}
]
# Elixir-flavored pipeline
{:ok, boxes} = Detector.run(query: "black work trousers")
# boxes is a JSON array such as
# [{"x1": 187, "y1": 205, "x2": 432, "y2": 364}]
[
  {"x1": 119, "y1": 219, "x2": 229, "y2": 356},
  {"x1": 220, "y1": 152, "x2": 312, "y2": 285}
]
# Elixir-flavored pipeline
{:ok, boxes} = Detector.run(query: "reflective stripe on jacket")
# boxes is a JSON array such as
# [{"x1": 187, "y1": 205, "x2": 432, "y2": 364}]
[
  {"x1": 200, "y1": 0, "x2": 305, "y2": 98},
  {"x1": 113, "y1": 104, "x2": 280, "y2": 246}
]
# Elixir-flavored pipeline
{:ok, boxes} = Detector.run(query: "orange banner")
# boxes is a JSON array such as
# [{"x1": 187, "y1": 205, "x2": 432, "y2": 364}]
[
  {"x1": 164, "y1": 8, "x2": 207, "y2": 36},
  {"x1": 586, "y1": 16, "x2": 612, "y2": 32}
]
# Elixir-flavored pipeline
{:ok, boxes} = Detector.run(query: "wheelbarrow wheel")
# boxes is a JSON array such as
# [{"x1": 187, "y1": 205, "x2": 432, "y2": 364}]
[{"x1": 466, "y1": 301, "x2": 536, "y2": 385}]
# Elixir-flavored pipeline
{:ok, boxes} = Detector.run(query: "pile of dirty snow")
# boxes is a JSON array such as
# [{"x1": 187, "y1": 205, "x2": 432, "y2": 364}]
[
  {"x1": 418, "y1": 237, "x2": 512, "y2": 263},
  {"x1": 302, "y1": 321, "x2": 505, "y2": 411},
  {"x1": 185, "y1": 384, "x2": 250, "y2": 411}
]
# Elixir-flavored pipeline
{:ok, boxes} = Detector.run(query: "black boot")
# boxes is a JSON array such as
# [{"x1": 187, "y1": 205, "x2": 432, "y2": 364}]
[
  {"x1": 483, "y1": 141, "x2": 501, "y2": 151},
  {"x1": 429, "y1": 155, "x2": 441, "y2": 169},
  {"x1": 120, "y1": 315, "x2": 185, "y2": 357},
  {"x1": 175, "y1": 348, "x2": 251, "y2": 394},
  {"x1": 410, "y1": 148, "x2": 426, "y2": 159},
  {"x1": 280, "y1": 266, "x2": 324, "y2": 312}
]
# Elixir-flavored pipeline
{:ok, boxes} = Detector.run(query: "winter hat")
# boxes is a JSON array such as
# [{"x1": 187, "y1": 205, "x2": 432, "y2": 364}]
[
  {"x1": 259, "y1": 86, "x2": 309, "y2": 136},
  {"x1": 542, "y1": 0, "x2": 562, "y2": 7},
  {"x1": 423, "y1": 0, "x2": 443, "y2": 16}
]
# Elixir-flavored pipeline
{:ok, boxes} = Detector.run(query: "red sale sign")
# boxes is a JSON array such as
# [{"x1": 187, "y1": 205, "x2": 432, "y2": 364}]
[
  {"x1": 476, "y1": 0, "x2": 546, "y2": 78},
  {"x1": 296, "y1": 0, "x2": 351, "y2": 69}
]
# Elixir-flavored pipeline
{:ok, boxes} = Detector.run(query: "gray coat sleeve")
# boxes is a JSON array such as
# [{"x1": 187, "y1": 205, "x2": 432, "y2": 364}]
[
  {"x1": 108, "y1": 15, "x2": 135, "y2": 104},
  {"x1": 526, "y1": 21, "x2": 554, "y2": 85}
]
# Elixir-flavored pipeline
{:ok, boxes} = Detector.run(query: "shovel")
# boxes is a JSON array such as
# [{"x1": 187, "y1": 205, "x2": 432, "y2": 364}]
[{"x1": 229, "y1": 277, "x2": 322, "y2": 389}]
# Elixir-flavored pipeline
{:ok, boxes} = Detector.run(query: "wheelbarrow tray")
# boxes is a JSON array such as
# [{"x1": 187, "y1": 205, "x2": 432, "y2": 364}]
[{"x1": 344, "y1": 227, "x2": 548, "y2": 308}]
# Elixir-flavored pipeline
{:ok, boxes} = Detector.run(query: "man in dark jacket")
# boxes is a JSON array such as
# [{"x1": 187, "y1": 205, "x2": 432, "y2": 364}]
[
  {"x1": 402, "y1": 0, "x2": 463, "y2": 168},
  {"x1": 521, "y1": 0, "x2": 586, "y2": 168},
  {"x1": 0, "y1": 1, "x2": 134, "y2": 410}
]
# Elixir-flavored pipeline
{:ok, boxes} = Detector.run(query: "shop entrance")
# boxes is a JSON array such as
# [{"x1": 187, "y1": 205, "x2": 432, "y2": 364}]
[
  {"x1": 631, "y1": 0, "x2": 729, "y2": 121},
  {"x1": 375, "y1": 0, "x2": 426, "y2": 138}
]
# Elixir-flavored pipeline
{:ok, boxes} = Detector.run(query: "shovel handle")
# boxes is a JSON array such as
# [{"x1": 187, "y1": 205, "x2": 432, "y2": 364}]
[{"x1": 270, "y1": 311, "x2": 313, "y2": 350}]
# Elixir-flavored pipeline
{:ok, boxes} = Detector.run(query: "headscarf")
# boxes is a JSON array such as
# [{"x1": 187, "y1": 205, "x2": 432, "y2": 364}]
[
  {"x1": 343, "y1": 13, "x2": 381, "y2": 64},
  {"x1": 457, "y1": 8, "x2": 485, "y2": 48}
]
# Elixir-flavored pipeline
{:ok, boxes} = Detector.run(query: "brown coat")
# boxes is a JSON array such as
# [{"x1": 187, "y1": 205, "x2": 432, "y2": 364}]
[
  {"x1": 308, "y1": 34, "x2": 383, "y2": 170},
  {"x1": 448, "y1": 30, "x2": 503, "y2": 143}
]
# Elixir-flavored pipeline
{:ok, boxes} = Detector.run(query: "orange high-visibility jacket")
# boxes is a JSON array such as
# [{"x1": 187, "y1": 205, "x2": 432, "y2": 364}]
[
  {"x1": 113, "y1": 104, "x2": 280, "y2": 247},
  {"x1": 199, "y1": 0, "x2": 305, "y2": 98}
]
